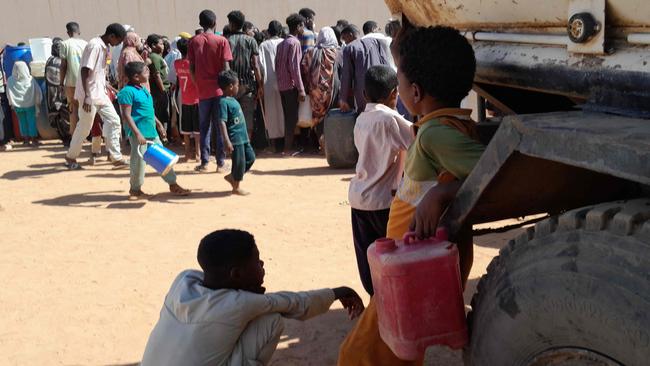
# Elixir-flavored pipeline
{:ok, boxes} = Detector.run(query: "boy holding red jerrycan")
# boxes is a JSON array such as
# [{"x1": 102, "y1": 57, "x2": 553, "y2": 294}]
[{"x1": 338, "y1": 26, "x2": 485, "y2": 365}]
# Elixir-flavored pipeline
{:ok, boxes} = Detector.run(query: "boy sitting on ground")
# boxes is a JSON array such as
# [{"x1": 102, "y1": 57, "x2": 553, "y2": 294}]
[
  {"x1": 338, "y1": 26, "x2": 485, "y2": 365},
  {"x1": 117, "y1": 61, "x2": 190, "y2": 199},
  {"x1": 348, "y1": 65, "x2": 413, "y2": 296},
  {"x1": 218, "y1": 70, "x2": 256, "y2": 196},
  {"x1": 141, "y1": 229, "x2": 364, "y2": 366}
]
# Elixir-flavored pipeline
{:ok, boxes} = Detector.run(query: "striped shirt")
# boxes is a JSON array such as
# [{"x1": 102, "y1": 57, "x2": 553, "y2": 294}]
[
  {"x1": 228, "y1": 33, "x2": 259, "y2": 92},
  {"x1": 301, "y1": 30, "x2": 316, "y2": 54},
  {"x1": 275, "y1": 35, "x2": 304, "y2": 93}
]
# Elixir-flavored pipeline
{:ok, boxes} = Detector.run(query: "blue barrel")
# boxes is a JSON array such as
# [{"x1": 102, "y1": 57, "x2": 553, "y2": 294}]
[
  {"x1": 138, "y1": 142, "x2": 179, "y2": 176},
  {"x1": 324, "y1": 109, "x2": 359, "y2": 169},
  {"x1": 2, "y1": 45, "x2": 32, "y2": 78}
]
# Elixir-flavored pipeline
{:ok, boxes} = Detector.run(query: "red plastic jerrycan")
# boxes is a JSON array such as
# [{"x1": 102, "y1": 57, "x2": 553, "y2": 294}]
[{"x1": 367, "y1": 229, "x2": 468, "y2": 360}]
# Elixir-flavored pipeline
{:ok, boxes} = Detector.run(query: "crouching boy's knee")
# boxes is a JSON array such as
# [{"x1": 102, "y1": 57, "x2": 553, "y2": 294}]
[{"x1": 235, "y1": 313, "x2": 285, "y2": 365}]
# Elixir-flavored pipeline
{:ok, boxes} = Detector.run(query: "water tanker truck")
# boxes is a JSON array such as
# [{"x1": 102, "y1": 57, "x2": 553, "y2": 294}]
[{"x1": 384, "y1": 1, "x2": 650, "y2": 365}]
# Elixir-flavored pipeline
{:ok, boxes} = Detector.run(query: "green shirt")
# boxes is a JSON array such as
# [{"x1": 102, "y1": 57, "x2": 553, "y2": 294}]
[
  {"x1": 396, "y1": 108, "x2": 484, "y2": 207},
  {"x1": 149, "y1": 53, "x2": 170, "y2": 91},
  {"x1": 219, "y1": 96, "x2": 249, "y2": 145},
  {"x1": 406, "y1": 117, "x2": 484, "y2": 181},
  {"x1": 117, "y1": 85, "x2": 158, "y2": 138},
  {"x1": 60, "y1": 37, "x2": 88, "y2": 87}
]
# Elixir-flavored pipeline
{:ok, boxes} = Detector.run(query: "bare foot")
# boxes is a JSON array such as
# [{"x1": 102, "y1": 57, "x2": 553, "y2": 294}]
[
  {"x1": 224, "y1": 174, "x2": 235, "y2": 190},
  {"x1": 232, "y1": 188, "x2": 250, "y2": 196},
  {"x1": 169, "y1": 184, "x2": 191, "y2": 196}
]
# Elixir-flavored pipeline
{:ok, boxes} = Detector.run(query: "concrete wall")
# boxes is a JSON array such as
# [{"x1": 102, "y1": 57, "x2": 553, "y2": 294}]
[{"x1": 2, "y1": 0, "x2": 392, "y2": 45}]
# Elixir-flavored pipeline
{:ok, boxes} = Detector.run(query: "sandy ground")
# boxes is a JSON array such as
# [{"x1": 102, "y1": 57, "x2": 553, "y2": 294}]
[{"x1": 0, "y1": 141, "x2": 526, "y2": 366}]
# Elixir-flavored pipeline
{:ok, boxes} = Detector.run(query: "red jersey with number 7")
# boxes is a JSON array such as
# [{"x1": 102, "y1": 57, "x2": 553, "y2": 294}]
[{"x1": 174, "y1": 59, "x2": 199, "y2": 105}]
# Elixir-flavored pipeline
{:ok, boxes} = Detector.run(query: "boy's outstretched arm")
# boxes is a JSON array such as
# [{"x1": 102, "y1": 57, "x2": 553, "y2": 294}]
[
  {"x1": 333, "y1": 287, "x2": 364, "y2": 319},
  {"x1": 241, "y1": 287, "x2": 364, "y2": 324}
]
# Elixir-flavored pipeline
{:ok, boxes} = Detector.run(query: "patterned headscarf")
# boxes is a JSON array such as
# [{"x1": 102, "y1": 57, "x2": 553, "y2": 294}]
[
  {"x1": 118, "y1": 32, "x2": 147, "y2": 89},
  {"x1": 316, "y1": 27, "x2": 338, "y2": 49}
]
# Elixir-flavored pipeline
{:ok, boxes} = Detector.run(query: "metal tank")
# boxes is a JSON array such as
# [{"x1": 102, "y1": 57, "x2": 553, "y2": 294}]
[{"x1": 386, "y1": 0, "x2": 650, "y2": 117}]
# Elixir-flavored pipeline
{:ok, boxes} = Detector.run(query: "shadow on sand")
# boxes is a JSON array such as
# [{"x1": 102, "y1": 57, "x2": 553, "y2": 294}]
[{"x1": 250, "y1": 166, "x2": 353, "y2": 177}]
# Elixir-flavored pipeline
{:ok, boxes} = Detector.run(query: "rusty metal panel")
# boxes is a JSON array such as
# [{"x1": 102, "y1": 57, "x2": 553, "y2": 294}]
[
  {"x1": 442, "y1": 111, "x2": 650, "y2": 234},
  {"x1": 385, "y1": 0, "x2": 650, "y2": 29}
]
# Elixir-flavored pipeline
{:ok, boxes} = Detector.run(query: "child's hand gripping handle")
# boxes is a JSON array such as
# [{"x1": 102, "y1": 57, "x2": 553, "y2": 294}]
[
  {"x1": 402, "y1": 227, "x2": 449, "y2": 245},
  {"x1": 136, "y1": 141, "x2": 154, "y2": 159}
]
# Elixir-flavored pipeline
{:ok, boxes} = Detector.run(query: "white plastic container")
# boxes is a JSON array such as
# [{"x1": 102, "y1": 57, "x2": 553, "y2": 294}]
[
  {"x1": 29, "y1": 38, "x2": 52, "y2": 62},
  {"x1": 29, "y1": 61, "x2": 46, "y2": 78}
]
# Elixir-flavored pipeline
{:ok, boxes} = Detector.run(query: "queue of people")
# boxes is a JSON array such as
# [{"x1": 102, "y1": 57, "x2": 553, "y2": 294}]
[{"x1": 0, "y1": 7, "x2": 487, "y2": 365}]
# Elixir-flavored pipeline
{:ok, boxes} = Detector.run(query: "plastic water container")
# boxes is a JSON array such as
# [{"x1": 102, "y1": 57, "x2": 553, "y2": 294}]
[
  {"x1": 323, "y1": 108, "x2": 358, "y2": 168},
  {"x1": 2, "y1": 45, "x2": 32, "y2": 78},
  {"x1": 29, "y1": 38, "x2": 52, "y2": 62},
  {"x1": 368, "y1": 229, "x2": 468, "y2": 360},
  {"x1": 137, "y1": 142, "x2": 179, "y2": 176},
  {"x1": 30, "y1": 60, "x2": 46, "y2": 78}
]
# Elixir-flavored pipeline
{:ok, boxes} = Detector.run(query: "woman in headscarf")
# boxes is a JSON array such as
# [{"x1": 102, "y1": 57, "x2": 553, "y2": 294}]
[
  {"x1": 7, "y1": 61, "x2": 43, "y2": 146},
  {"x1": 301, "y1": 27, "x2": 341, "y2": 132},
  {"x1": 118, "y1": 32, "x2": 149, "y2": 90}
]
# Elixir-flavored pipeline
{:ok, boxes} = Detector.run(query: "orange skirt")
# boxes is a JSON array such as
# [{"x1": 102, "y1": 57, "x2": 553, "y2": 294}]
[{"x1": 337, "y1": 298, "x2": 424, "y2": 366}]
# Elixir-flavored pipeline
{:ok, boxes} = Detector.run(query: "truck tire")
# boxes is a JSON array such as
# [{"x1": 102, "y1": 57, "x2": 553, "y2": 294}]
[{"x1": 465, "y1": 199, "x2": 650, "y2": 366}]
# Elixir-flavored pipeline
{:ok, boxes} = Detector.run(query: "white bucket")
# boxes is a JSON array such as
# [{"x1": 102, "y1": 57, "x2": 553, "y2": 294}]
[
  {"x1": 29, "y1": 61, "x2": 46, "y2": 78},
  {"x1": 29, "y1": 38, "x2": 52, "y2": 62}
]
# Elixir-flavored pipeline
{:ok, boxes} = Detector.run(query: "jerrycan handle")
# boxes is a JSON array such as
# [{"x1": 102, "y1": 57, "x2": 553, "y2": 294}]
[
  {"x1": 136, "y1": 141, "x2": 154, "y2": 159},
  {"x1": 402, "y1": 227, "x2": 449, "y2": 245}
]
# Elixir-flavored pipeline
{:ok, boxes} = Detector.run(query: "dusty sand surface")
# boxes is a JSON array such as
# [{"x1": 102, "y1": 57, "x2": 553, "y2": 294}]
[{"x1": 0, "y1": 141, "x2": 526, "y2": 366}]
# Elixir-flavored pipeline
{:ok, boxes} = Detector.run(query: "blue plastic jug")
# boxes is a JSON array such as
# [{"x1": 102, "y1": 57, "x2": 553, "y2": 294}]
[
  {"x1": 3, "y1": 45, "x2": 33, "y2": 78},
  {"x1": 137, "y1": 142, "x2": 179, "y2": 176}
]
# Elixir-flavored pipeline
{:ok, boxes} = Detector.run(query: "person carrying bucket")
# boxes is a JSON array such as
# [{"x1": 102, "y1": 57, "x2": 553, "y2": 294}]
[{"x1": 117, "y1": 61, "x2": 190, "y2": 200}]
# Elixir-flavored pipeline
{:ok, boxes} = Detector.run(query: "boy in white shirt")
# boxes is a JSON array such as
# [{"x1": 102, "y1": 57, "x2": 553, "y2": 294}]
[
  {"x1": 348, "y1": 65, "x2": 413, "y2": 295},
  {"x1": 141, "y1": 229, "x2": 363, "y2": 366}
]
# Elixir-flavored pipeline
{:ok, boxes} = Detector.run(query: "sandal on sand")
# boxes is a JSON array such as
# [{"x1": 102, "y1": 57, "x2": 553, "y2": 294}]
[
  {"x1": 194, "y1": 164, "x2": 209, "y2": 173},
  {"x1": 64, "y1": 160, "x2": 83, "y2": 170},
  {"x1": 169, "y1": 184, "x2": 191, "y2": 196},
  {"x1": 112, "y1": 159, "x2": 129, "y2": 167},
  {"x1": 216, "y1": 162, "x2": 230, "y2": 173},
  {"x1": 128, "y1": 190, "x2": 152, "y2": 200}
]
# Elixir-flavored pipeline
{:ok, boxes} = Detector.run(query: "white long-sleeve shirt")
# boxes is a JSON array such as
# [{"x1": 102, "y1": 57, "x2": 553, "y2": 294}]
[
  {"x1": 349, "y1": 103, "x2": 414, "y2": 211},
  {"x1": 141, "y1": 270, "x2": 335, "y2": 366}
]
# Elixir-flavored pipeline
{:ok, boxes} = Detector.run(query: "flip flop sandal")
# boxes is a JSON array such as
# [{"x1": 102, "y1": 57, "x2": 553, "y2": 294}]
[
  {"x1": 170, "y1": 186, "x2": 191, "y2": 196},
  {"x1": 194, "y1": 164, "x2": 209, "y2": 173},
  {"x1": 64, "y1": 161, "x2": 83, "y2": 170}
]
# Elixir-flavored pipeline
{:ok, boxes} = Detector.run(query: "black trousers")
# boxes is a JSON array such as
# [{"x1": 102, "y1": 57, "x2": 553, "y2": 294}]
[
  {"x1": 351, "y1": 207, "x2": 391, "y2": 296},
  {"x1": 152, "y1": 89, "x2": 170, "y2": 129},
  {"x1": 280, "y1": 88, "x2": 299, "y2": 148}
]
